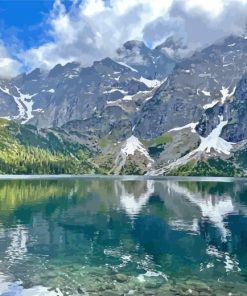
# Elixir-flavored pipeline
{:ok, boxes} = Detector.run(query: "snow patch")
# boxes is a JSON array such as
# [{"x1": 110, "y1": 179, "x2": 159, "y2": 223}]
[
  {"x1": 116, "y1": 61, "x2": 138, "y2": 72},
  {"x1": 202, "y1": 90, "x2": 211, "y2": 96},
  {"x1": 103, "y1": 88, "x2": 128, "y2": 94},
  {"x1": 115, "y1": 136, "x2": 154, "y2": 173},
  {"x1": 122, "y1": 94, "x2": 133, "y2": 101},
  {"x1": 169, "y1": 122, "x2": 198, "y2": 133},
  {"x1": 33, "y1": 108, "x2": 44, "y2": 113},
  {"x1": 139, "y1": 77, "x2": 160, "y2": 88},
  {"x1": 203, "y1": 100, "x2": 219, "y2": 110},
  {"x1": 145, "y1": 96, "x2": 153, "y2": 102},
  {"x1": 106, "y1": 100, "x2": 116, "y2": 104},
  {"x1": 47, "y1": 89, "x2": 55, "y2": 93},
  {"x1": 223, "y1": 63, "x2": 233, "y2": 67},
  {"x1": 121, "y1": 136, "x2": 152, "y2": 160},
  {"x1": 0, "y1": 86, "x2": 11, "y2": 96},
  {"x1": 220, "y1": 86, "x2": 236, "y2": 103},
  {"x1": 13, "y1": 88, "x2": 37, "y2": 123},
  {"x1": 183, "y1": 69, "x2": 190, "y2": 74},
  {"x1": 219, "y1": 86, "x2": 236, "y2": 104},
  {"x1": 67, "y1": 74, "x2": 78, "y2": 79},
  {"x1": 196, "y1": 116, "x2": 233, "y2": 155}
]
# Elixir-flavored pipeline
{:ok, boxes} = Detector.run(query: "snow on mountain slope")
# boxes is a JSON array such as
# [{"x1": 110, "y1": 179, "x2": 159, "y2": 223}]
[
  {"x1": 13, "y1": 88, "x2": 37, "y2": 123},
  {"x1": 220, "y1": 86, "x2": 236, "y2": 103},
  {"x1": 116, "y1": 61, "x2": 138, "y2": 72},
  {"x1": 169, "y1": 122, "x2": 198, "y2": 133},
  {"x1": 196, "y1": 116, "x2": 234, "y2": 155},
  {"x1": 203, "y1": 100, "x2": 219, "y2": 110},
  {"x1": 121, "y1": 136, "x2": 151, "y2": 160},
  {"x1": 139, "y1": 77, "x2": 160, "y2": 88},
  {"x1": 114, "y1": 136, "x2": 154, "y2": 174},
  {"x1": 152, "y1": 116, "x2": 235, "y2": 175}
]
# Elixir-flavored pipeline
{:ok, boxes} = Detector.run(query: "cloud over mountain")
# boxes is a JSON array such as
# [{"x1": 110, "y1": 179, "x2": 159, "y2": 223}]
[
  {"x1": 0, "y1": 41, "x2": 21, "y2": 78},
  {"x1": 0, "y1": 0, "x2": 246, "y2": 76}
]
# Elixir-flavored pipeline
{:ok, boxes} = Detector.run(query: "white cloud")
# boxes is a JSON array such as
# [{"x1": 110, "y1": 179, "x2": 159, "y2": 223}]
[
  {"x1": 82, "y1": 0, "x2": 105, "y2": 16},
  {"x1": 2, "y1": 0, "x2": 247, "y2": 74},
  {"x1": 184, "y1": 0, "x2": 225, "y2": 18},
  {"x1": 0, "y1": 41, "x2": 21, "y2": 78},
  {"x1": 19, "y1": 0, "x2": 175, "y2": 70}
]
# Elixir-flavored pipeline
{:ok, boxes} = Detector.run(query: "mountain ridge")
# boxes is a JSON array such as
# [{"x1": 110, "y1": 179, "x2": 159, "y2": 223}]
[{"x1": 0, "y1": 34, "x2": 247, "y2": 176}]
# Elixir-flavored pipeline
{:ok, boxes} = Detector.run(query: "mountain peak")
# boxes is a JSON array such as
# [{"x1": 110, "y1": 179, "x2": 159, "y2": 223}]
[
  {"x1": 156, "y1": 36, "x2": 187, "y2": 51},
  {"x1": 155, "y1": 36, "x2": 189, "y2": 60},
  {"x1": 94, "y1": 57, "x2": 116, "y2": 66},
  {"x1": 122, "y1": 40, "x2": 147, "y2": 50}
]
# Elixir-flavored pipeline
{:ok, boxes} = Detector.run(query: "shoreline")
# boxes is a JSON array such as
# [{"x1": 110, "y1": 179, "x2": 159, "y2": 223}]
[{"x1": 0, "y1": 174, "x2": 246, "y2": 182}]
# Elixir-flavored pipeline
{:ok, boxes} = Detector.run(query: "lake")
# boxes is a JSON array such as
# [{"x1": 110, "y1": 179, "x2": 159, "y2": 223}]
[{"x1": 0, "y1": 177, "x2": 247, "y2": 295}]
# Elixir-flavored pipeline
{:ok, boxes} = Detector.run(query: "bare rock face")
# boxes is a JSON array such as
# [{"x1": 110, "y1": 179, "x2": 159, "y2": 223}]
[
  {"x1": 134, "y1": 35, "x2": 247, "y2": 140},
  {"x1": 0, "y1": 40, "x2": 176, "y2": 131},
  {"x1": 156, "y1": 129, "x2": 201, "y2": 166},
  {"x1": 221, "y1": 74, "x2": 247, "y2": 142}
]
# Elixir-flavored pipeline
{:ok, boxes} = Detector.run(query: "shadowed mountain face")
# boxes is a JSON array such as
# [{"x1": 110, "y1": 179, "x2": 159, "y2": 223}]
[{"x1": 1, "y1": 35, "x2": 247, "y2": 175}]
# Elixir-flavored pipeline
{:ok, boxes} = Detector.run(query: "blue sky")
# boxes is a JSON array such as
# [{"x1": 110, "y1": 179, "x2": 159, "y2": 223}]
[
  {"x1": 0, "y1": 1, "x2": 53, "y2": 48},
  {"x1": 0, "y1": 0, "x2": 246, "y2": 78},
  {"x1": 0, "y1": 0, "x2": 77, "y2": 49}
]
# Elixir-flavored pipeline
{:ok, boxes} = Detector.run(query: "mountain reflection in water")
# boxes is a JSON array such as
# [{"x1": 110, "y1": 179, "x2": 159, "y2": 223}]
[{"x1": 0, "y1": 178, "x2": 246, "y2": 295}]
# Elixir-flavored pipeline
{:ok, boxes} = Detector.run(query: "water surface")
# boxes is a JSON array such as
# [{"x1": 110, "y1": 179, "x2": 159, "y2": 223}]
[{"x1": 0, "y1": 177, "x2": 247, "y2": 295}]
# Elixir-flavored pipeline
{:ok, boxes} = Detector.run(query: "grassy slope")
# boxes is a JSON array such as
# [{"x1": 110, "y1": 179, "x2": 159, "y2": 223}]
[
  {"x1": 142, "y1": 133, "x2": 172, "y2": 147},
  {"x1": 0, "y1": 118, "x2": 245, "y2": 176}
]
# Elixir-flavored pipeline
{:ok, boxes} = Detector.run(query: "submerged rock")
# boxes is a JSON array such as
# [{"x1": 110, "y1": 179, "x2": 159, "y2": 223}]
[{"x1": 114, "y1": 274, "x2": 128, "y2": 283}]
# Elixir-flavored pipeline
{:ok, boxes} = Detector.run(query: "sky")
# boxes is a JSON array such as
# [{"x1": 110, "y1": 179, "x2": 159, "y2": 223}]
[{"x1": 0, "y1": 0, "x2": 246, "y2": 78}]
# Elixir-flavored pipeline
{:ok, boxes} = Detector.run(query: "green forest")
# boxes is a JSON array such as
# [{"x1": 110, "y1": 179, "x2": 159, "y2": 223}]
[{"x1": 0, "y1": 119, "x2": 101, "y2": 174}]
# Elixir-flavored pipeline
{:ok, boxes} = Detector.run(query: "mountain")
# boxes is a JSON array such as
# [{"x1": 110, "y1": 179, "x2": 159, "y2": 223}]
[
  {"x1": 0, "y1": 35, "x2": 247, "y2": 176},
  {"x1": 127, "y1": 34, "x2": 247, "y2": 175},
  {"x1": 155, "y1": 36, "x2": 190, "y2": 61},
  {"x1": 0, "y1": 57, "x2": 164, "y2": 130},
  {"x1": 0, "y1": 38, "x2": 177, "y2": 129},
  {"x1": 116, "y1": 40, "x2": 176, "y2": 79},
  {"x1": 134, "y1": 35, "x2": 247, "y2": 139}
]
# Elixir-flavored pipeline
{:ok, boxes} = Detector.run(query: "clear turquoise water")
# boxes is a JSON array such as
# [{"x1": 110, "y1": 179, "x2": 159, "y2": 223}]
[{"x1": 0, "y1": 177, "x2": 247, "y2": 295}]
